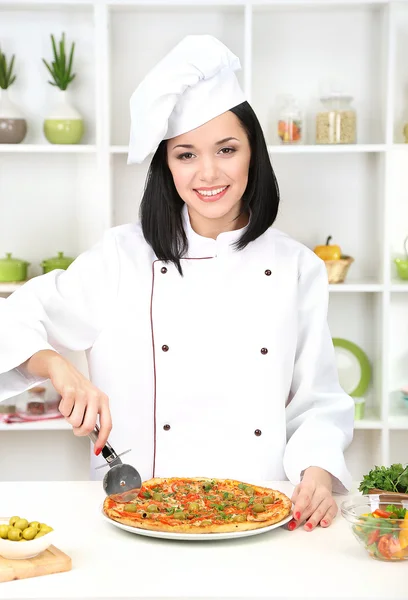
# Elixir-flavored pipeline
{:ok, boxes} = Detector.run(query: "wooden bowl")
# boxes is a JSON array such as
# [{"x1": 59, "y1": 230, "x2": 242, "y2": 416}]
[{"x1": 368, "y1": 489, "x2": 408, "y2": 503}]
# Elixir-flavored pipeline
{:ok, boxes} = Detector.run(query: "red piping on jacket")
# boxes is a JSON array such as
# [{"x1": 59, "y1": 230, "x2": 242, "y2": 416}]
[{"x1": 150, "y1": 257, "x2": 214, "y2": 477}]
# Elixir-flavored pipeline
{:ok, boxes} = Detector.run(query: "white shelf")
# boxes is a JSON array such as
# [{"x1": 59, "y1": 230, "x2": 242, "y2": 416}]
[
  {"x1": 0, "y1": 419, "x2": 72, "y2": 431},
  {"x1": 391, "y1": 282, "x2": 408, "y2": 292},
  {"x1": 0, "y1": 282, "x2": 26, "y2": 293},
  {"x1": 329, "y1": 281, "x2": 383, "y2": 292},
  {"x1": 0, "y1": 144, "x2": 96, "y2": 153}
]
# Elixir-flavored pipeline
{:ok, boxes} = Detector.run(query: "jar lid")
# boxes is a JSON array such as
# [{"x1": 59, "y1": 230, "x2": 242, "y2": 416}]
[
  {"x1": 0, "y1": 252, "x2": 28, "y2": 266},
  {"x1": 320, "y1": 93, "x2": 353, "y2": 102}
]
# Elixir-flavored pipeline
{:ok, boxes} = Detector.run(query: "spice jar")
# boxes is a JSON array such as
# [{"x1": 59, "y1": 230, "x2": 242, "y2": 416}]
[
  {"x1": 277, "y1": 95, "x2": 302, "y2": 145},
  {"x1": 316, "y1": 93, "x2": 356, "y2": 144}
]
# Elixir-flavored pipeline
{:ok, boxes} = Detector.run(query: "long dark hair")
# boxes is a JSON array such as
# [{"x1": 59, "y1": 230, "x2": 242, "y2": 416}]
[{"x1": 140, "y1": 101, "x2": 280, "y2": 274}]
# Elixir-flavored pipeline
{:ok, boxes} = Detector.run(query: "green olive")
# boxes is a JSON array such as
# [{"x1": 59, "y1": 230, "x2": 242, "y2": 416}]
[
  {"x1": 200, "y1": 520, "x2": 212, "y2": 526},
  {"x1": 173, "y1": 511, "x2": 186, "y2": 520},
  {"x1": 147, "y1": 505, "x2": 159, "y2": 513},
  {"x1": 9, "y1": 516, "x2": 20, "y2": 527},
  {"x1": 124, "y1": 504, "x2": 138, "y2": 513},
  {"x1": 253, "y1": 503, "x2": 265, "y2": 513},
  {"x1": 244, "y1": 486, "x2": 254, "y2": 496},
  {"x1": 233, "y1": 514, "x2": 247, "y2": 522},
  {"x1": 237, "y1": 502, "x2": 247, "y2": 510},
  {"x1": 29, "y1": 521, "x2": 41, "y2": 532},
  {"x1": 188, "y1": 502, "x2": 200, "y2": 512},
  {"x1": 152, "y1": 493, "x2": 163, "y2": 502},
  {"x1": 14, "y1": 519, "x2": 29, "y2": 531},
  {"x1": 19, "y1": 538, "x2": 28, "y2": 542},
  {"x1": 262, "y1": 496, "x2": 274, "y2": 504},
  {"x1": 8, "y1": 527, "x2": 23, "y2": 541},
  {"x1": 22, "y1": 527, "x2": 37, "y2": 541},
  {"x1": 34, "y1": 531, "x2": 47, "y2": 539},
  {"x1": 40, "y1": 525, "x2": 53, "y2": 533},
  {"x1": 0, "y1": 525, "x2": 10, "y2": 539}
]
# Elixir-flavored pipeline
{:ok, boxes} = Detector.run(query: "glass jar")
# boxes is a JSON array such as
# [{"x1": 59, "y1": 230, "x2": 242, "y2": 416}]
[
  {"x1": 316, "y1": 93, "x2": 356, "y2": 144},
  {"x1": 277, "y1": 95, "x2": 302, "y2": 145}
]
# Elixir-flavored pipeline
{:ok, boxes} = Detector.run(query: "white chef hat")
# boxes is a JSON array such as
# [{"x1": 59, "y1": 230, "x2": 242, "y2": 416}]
[{"x1": 127, "y1": 34, "x2": 246, "y2": 164}]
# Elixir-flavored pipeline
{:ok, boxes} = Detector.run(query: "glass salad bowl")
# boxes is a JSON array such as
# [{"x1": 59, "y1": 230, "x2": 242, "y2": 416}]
[{"x1": 341, "y1": 495, "x2": 408, "y2": 561}]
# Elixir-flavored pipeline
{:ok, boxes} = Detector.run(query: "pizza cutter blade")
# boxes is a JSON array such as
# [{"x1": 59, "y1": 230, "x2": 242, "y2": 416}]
[{"x1": 88, "y1": 425, "x2": 142, "y2": 496}]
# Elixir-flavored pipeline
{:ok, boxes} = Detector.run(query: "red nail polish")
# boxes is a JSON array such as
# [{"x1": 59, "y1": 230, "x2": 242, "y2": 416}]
[
  {"x1": 305, "y1": 523, "x2": 313, "y2": 530},
  {"x1": 321, "y1": 520, "x2": 328, "y2": 526},
  {"x1": 95, "y1": 447, "x2": 102, "y2": 456},
  {"x1": 294, "y1": 511, "x2": 301, "y2": 520},
  {"x1": 288, "y1": 521, "x2": 296, "y2": 531}
]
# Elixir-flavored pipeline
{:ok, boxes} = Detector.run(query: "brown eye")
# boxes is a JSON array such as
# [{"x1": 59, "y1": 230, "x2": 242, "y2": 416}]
[
  {"x1": 178, "y1": 152, "x2": 194, "y2": 160},
  {"x1": 219, "y1": 147, "x2": 236, "y2": 155}
]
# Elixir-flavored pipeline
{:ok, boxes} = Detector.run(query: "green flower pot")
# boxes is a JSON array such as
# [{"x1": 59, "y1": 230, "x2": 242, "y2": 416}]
[{"x1": 43, "y1": 90, "x2": 84, "y2": 145}]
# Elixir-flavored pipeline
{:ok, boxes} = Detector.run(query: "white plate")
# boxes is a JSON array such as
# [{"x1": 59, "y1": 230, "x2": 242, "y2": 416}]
[{"x1": 100, "y1": 505, "x2": 292, "y2": 541}]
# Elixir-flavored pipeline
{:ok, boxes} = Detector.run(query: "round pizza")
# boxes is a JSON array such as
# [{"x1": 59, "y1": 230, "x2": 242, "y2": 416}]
[{"x1": 103, "y1": 477, "x2": 292, "y2": 533}]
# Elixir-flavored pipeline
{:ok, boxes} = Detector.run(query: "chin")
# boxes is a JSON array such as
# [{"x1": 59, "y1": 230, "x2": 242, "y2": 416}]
[{"x1": 189, "y1": 199, "x2": 240, "y2": 221}]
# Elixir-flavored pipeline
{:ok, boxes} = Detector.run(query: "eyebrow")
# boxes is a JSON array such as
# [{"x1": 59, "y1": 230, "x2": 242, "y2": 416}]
[{"x1": 172, "y1": 137, "x2": 239, "y2": 150}]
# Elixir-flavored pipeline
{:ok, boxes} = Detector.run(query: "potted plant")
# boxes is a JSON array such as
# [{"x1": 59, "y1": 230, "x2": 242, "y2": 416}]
[
  {"x1": 0, "y1": 47, "x2": 27, "y2": 143},
  {"x1": 42, "y1": 33, "x2": 84, "y2": 144}
]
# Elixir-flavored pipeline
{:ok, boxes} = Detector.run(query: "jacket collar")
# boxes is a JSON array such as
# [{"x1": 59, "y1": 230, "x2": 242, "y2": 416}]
[{"x1": 182, "y1": 203, "x2": 250, "y2": 259}]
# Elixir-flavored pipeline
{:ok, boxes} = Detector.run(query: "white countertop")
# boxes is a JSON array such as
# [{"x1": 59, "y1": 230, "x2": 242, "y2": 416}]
[{"x1": 0, "y1": 481, "x2": 406, "y2": 600}]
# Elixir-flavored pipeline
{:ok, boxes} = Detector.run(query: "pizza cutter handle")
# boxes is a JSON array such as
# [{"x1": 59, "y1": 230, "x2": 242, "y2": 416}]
[{"x1": 88, "y1": 425, "x2": 120, "y2": 464}]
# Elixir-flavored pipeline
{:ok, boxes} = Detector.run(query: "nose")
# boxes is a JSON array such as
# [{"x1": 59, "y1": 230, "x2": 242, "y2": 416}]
[{"x1": 198, "y1": 156, "x2": 219, "y2": 184}]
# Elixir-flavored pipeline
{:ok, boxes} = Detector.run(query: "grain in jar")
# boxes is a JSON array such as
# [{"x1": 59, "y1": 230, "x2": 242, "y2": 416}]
[{"x1": 316, "y1": 94, "x2": 356, "y2": 144}]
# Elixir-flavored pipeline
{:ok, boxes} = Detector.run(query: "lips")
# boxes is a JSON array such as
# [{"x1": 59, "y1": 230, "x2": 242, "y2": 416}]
[{"x1": 194, "y1": 185, "x2": 229, "y2": 203}]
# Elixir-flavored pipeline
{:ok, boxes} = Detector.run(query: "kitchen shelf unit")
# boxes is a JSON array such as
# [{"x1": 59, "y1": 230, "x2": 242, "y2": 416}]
[{"x1": 0, "y1": 0, "x2": 407, "y2": 482}]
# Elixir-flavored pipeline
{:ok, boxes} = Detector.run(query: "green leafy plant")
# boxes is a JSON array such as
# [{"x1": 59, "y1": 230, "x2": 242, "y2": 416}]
[
  {"x1": 359, "y1": 463, "x2": 408, "y2": 494},
  {"x1": 42, "y1": 32, "x2": 75, "y2": 90},
  {"x1": 0, "y1": 47, "x2": 16, "y2": 89}
]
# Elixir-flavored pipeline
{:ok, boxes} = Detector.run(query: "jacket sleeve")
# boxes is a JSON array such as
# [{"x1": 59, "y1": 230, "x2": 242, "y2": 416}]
[
  {"x1": 283, "y1": 250, "x2": 354, "y2": 493},
  {"x1": 0, "y1": 230, "x2": 120, "y2": 402}
]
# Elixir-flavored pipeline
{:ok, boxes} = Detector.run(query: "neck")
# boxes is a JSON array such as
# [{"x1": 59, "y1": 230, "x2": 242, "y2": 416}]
[{"x1": 187, "y1": 205, "x2": 249, "y2": 239}]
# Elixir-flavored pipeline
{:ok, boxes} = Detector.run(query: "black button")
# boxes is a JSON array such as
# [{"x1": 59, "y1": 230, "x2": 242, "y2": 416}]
[
  {"x1": 162, "y1": 345, "x2": 169, "y2": 352},
  {"x1": 163, "y1": 424, "x2": 171, "y2": 431},
  {"x1": 261, "y1": 348, "x2": 268, "y2": 355},
  {"x1": 161, "y1": 267, "x2": 167, "y2": 274},
  {"x1": 254, "y1": 429, "x2": 262, "y2": 436},
  {"x1": 265, "y1": 269, "x2": 272, "y2": 276}
]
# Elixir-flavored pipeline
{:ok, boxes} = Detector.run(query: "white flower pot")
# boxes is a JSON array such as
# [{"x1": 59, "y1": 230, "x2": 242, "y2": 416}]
[
  {"x1": 43, "y1": 90, "x2": 84, "y2": 144},
  {"x1": 0, "y1": 89, "x2": 27, "y2": 144}
]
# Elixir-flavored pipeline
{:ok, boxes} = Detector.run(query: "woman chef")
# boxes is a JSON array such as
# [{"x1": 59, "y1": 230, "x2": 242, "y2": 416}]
[{"x1": 0, "y1": 35, "x2": 354, "y2": 532}]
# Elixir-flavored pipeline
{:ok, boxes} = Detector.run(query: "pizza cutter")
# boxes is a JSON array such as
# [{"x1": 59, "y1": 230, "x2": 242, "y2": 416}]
[{"x1": 88, "y1": 425, "x2": 142, "y2": 496}]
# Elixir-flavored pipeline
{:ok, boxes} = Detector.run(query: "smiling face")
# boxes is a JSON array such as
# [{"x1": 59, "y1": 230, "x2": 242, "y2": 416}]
[{"x1": 166, "y1": 110, "x2": 251, "y2": 236}]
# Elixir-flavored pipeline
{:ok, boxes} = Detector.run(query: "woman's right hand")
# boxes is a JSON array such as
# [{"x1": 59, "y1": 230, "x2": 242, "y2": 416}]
[{"x1": 23, "y1": 350, "x2": 112, "y2": 452}]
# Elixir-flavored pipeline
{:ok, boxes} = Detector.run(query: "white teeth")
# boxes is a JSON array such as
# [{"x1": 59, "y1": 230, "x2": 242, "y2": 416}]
[{"x1": 196, "y1": 186, "x2": 227, "y2": 197}]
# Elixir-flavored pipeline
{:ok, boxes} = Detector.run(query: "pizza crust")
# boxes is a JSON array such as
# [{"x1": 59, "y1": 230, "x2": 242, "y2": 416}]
[{"x1": 103, "y1": 477, "x2": 292, "y2": 534}]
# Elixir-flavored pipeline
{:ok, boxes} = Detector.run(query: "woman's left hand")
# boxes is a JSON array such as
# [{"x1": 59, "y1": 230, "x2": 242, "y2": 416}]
[{"x1": 288, "y1": 466, "x2": 338, "y2": 532}]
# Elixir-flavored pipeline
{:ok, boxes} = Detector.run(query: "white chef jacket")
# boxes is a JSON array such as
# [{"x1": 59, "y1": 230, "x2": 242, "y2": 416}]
[{"x1": 0, "y1": 205, "x2": 354, "y2": 492}]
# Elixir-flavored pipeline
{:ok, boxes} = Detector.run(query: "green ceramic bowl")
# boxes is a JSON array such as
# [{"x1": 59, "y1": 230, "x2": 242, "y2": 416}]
[{"x1": 395, "y1": 258, "x2": 408, "y2": 281}]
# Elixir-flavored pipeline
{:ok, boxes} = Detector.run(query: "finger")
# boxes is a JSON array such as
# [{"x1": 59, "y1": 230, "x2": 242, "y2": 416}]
[
  {"x1": 67, "y1": 390, "x2": 87, "y2": 429},
  {"x1": 303, "y1": 497, "x2": 332, "y2": 531},
  {"x1": 58, "y1": 387, "x2": 76, "y2": 418},
  {"x1": 291, "y1": 484, "x2": 300, "y2": 504},
  {"x1": 96, "y1": 397, "x2": 112, "y2": 450},
  {"x1": 292, "y1": 483, "x2": 315, "y2": 522},
  {"x1": 287, "y1": 519, "x2": 298, "y2": 531},
  {"x1": 73, "y1": 404, "x2": 98, "y2": 437},
  {"x1": 320, "y1": 503, "x2": 338, "y2": 528}
]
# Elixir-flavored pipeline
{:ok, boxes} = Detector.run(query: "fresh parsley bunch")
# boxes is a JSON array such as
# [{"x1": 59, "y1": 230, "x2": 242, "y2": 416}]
[{"x1": 359, "y1": 463, "x2": 408, "y2": 494}]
